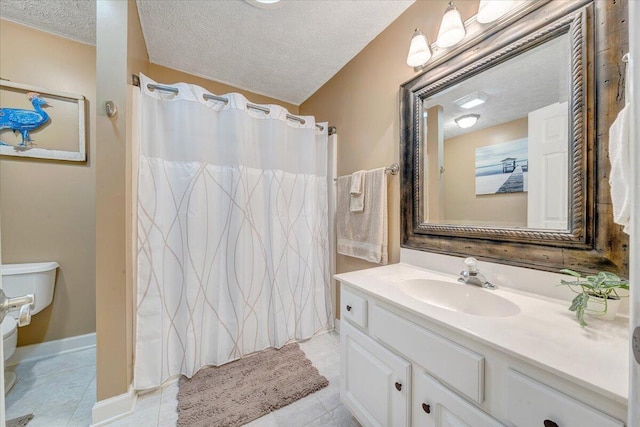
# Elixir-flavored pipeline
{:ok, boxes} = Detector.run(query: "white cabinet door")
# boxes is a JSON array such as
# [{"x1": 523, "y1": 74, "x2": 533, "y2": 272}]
[
  {"x1": 527, "y1": 101, "x2": 569, "y2": 230},
  {"x1": 414, "y1": 372, "x2": 504, "y2": 427},
  {"x1": 341, "y1": 320, "x2": 411, "y2": 427}
]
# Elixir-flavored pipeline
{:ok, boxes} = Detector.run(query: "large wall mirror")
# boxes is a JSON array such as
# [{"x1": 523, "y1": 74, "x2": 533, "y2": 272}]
[{"x1": 400, "y1": 0, "x2": 629, "y2": 275}]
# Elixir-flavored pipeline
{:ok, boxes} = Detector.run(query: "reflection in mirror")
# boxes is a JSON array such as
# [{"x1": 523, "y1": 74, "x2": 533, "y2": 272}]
[{"x1": 421, "y1": 33, "x2": 570, "y2": 230}]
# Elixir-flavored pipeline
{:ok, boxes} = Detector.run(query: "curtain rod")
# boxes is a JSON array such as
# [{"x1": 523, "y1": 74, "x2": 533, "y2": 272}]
[{"x1": 142, "y1": 81, "x2": 324, "y2": 132}]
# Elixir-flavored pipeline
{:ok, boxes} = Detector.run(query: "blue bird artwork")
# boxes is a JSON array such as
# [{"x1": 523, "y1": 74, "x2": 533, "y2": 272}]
[{"x1": 0, "y1": 92, "x2": 51, "y2": 147}]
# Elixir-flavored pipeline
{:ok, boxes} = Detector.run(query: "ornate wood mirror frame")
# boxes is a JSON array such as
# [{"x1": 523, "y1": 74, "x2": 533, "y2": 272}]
[{"x1": 400, "y1": 0, "x2": 629, "y2": 275}]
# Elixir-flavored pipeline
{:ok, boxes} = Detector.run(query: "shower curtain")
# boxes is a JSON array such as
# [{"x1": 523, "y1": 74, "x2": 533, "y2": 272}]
[{"x1": 134, "y1": 75, "x2": 332, "y2": 390}]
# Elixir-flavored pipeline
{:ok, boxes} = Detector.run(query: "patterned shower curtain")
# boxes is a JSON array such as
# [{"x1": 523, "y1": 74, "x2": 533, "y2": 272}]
[{"x1": 134, "y1": 75, "x2": 332, "y2": 390}]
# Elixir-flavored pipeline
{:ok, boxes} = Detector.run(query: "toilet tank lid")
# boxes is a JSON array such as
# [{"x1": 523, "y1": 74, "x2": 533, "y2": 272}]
[{"x1": 2, "y1": 262, "x2": 59, "y2": 276}]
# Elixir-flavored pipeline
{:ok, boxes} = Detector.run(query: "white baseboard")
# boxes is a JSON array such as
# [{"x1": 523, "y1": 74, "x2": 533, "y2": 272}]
[
  {"x1": 6, "y1": 332, "x2": 96, "y2": 366},
  {"x1": 91, "y1": 384, "x2": 137, "y2": 426}
]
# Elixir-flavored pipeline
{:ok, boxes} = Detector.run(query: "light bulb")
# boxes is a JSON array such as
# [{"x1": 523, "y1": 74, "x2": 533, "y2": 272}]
[
  {"x1": 436, "y1": 2, "x2": 466, "y2": 48},
  {"x1": 477, "y1": 0, "x2": 515, "y2": 24},
  {"x1": 407, "y1": 29, "x2": 432, "y2": 67},
  {"x1": 455, "y1": 114, "x2": 480, "y2": 128}
]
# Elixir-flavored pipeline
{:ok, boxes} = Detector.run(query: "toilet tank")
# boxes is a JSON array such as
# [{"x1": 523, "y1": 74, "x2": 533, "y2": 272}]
[{"x1": 1, "y1": 262, "x2": 59, "y2": 316}]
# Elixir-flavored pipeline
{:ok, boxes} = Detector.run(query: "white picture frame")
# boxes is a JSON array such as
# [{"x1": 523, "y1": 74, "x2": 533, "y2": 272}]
[{"x1": 0, "y1": 79, "x2": 86, "y2": 161}]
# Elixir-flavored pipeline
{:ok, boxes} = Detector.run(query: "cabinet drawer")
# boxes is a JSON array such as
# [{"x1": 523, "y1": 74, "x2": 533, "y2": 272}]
[
  {"x1": 370, "y1": 304, "x2": 484, "y2": 403},
  {"x1": 341, "y1": 287, "x2": 368, "y2": 329},
  {"x1": 414, "y1": 372, "x2": 504, "y2": 427},
  {"x1": 505, "y1": 370, "x2": 623, "y2": 427}
]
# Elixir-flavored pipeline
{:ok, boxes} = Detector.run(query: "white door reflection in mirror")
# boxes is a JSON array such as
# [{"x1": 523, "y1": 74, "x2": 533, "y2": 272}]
[{"x1": 527, "y1": 102, "x2": 569, "y2": 230}]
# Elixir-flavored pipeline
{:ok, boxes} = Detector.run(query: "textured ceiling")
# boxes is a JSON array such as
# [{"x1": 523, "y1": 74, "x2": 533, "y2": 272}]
[
  {"x1": 424, "y1": 34, "x2": 570, "y2": 139},
  {"x1": 0, "y1": 0, "x2": 414, "y2": 105},
  {"x1": 0, "y1": 0, "x2": 95, "y2": 45},
  {"x1": 137, "y1": 0, "x2": 414, "y2": 105}
]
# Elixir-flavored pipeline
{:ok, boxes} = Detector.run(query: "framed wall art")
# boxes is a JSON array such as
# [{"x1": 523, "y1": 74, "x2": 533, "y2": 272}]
[{"x1": 0, "y1": 79, "x2": 86, "y2": 161}]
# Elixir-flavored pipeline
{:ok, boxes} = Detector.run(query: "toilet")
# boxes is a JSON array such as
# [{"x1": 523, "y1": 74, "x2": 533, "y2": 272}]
[{"x1": 1, "y1": 262, "x2": 58, "y2": 394}]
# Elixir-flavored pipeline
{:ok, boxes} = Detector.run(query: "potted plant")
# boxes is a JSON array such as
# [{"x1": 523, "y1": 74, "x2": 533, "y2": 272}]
[{"x1": 559, "y1": 269, "x2": 629, "y2": 326}]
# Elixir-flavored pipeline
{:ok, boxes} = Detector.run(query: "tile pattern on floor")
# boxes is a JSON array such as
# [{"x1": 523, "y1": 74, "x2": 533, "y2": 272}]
[
  {"x1": 4, "y1": 330, "x2": 357, "y2": 427},
  {"x1": 110, "y1": 330, "x2": 359, "y2": 427},
  {"x1": 4, "y1": 347, "x2": 96, "y2": 427}
]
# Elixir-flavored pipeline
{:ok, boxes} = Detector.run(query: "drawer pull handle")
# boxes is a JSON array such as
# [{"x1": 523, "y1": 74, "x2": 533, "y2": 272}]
[
  {"x1": 422, "y1": 403, "x2": 431, "y2": 414},
  {"x1": 543, "y1": 421, "x2": 559, "y2": 427},
  {"x1": 346, "y1": 305, "x2": 352, "y2": 312},
  {"x1": 394, "y1": 382, "x2": 402, "y2": 391}
]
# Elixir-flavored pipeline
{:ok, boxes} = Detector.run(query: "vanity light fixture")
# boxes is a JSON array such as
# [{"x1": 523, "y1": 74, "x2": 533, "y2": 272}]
[
  {"x1": 407, "y1": 28, "x2": 432, "y2": 67},
  {"x1": 455, "y1": 114, "x2": 480, "y2": 129},
  {"x1": 436, "y1": 1, "x2": 466, "y2": 48},
  {"x1": 453, "y1": 91, "x2": 489, "y2": 109},
  {"x1": 477, "y1": 0, "x2": 516, "y2": 24}
]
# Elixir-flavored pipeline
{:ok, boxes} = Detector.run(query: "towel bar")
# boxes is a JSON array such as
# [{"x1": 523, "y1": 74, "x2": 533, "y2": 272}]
[{"x1": 333, "y1": 163, "x2": 399, "y2": 182}]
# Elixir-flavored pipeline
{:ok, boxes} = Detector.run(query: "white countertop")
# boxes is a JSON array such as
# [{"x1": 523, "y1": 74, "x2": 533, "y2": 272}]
[{"x1": 335, "y1": 262, "x2": 629, "y2": 405}]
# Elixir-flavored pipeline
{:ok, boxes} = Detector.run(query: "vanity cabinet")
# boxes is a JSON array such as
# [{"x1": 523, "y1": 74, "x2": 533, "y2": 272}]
[
  {"x1": 341, "y1": 287, "x2": 368, "y2": 329},
  {"x1": 341, "y1": 320, "x2": 411, "y2": 427},
  {"x1": 338, "y1": 284, "x2": 626, "y2": 427},
  {"x1": 414, "y1": 372, "x2": 503, "y2": 427},
  {"x1": 370, "y1": 304, "x2": 484, "y2": 404},
  {"x1": 504, "y1": 370, "x2": 623, "y2": 427}
]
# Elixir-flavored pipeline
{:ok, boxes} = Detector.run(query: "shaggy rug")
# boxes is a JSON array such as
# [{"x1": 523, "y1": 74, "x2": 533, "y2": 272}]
[
  {"x1": 177, "y1": 343, "x2": 329, "y2": 427},
  {"x1": 7, "y1": 414, "x2": 33, "y2": 427}
]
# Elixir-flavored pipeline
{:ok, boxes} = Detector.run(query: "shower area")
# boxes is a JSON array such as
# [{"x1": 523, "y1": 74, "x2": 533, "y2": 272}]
[{"x1": 131, "y1": 75, "x2": 336, "y2": 391}]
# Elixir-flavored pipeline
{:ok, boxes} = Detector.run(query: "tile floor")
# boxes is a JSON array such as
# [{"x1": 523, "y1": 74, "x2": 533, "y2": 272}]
[
  {"x1": 4, "y1": 330, "x2": 360, "y2": 427},
  {"x1": 4, "y1": 347, "x2": 96, "y2": 426}
]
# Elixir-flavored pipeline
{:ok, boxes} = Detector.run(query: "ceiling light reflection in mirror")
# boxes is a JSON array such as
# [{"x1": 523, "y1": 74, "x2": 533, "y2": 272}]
[{"x1": 455, "y1": 114, "x2": 480, "y2": 129}]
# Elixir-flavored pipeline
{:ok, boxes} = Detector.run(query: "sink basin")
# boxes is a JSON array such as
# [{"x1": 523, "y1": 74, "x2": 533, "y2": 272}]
[{"x1": 398, "y1": 279, "x2": 520, "y2": 317}]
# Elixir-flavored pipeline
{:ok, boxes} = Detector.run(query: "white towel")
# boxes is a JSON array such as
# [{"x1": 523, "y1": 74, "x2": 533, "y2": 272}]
[
  {"x1": 350, "y1": 170, "x2": 366, "y2": 212},
  {"x1": 608, "y1": 59, "x2": 630, "y2": 234},
  {"x1": 350, "y1": 170, "x2": 365, "y2": 194},
  {"x1": 609, "y1": 104, "x2": 630, "y2": 233},
  {"x1": 337, "y1": 168, "x2": 388, "y2": 264}
]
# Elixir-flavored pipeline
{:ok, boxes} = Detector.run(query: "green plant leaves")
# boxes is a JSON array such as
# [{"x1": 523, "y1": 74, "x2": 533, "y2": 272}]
[
  {"x1": 560, "y1": 269, "x2": 582, "y2": 277},
  {"x1": 559, "y1": 268, "x2": 629, "y2": 327},
  {"x1": 569, "y1": 293, "x2": 587, "y2": 311},
  {"x1": 568, "y1": 293, "x2": 589, "y2": 327}
]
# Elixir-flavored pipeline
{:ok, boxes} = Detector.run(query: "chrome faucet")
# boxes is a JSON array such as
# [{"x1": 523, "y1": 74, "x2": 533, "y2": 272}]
[{"x1": 458, "y1": 257, "x2": 498, "y2": 290}]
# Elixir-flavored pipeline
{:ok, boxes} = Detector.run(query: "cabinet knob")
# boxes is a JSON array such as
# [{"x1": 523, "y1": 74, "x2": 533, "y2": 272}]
[
  {"x1": 394, "y1": 382, "x2": 402, "y2": 391},
  {"x1": 543, "y1": 420, "x2": 559, "y2": 427},
  {"x1": 422, "y1": 403, "x2": 431, "y2": 414},
  {"x1": 346, "y1": 305, "x2": 352, "y2": 312}
]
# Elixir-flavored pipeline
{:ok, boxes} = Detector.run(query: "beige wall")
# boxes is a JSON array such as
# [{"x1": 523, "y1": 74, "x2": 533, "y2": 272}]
[
  {"x1": 425, "y1": 105, "x2": 445, "y2": 222},
  {"x1": 299, "y1": 0, "x2": 479, "y2": 317},
  {"x1": 443, "y1": 117, "x2": 528, "y2": 227},
  {"x1": 0, "y1": 19, "x2": 97, "y2": 346},
  {"x1": 147, "y1": 63, "x2": 299, "y2": 113}
]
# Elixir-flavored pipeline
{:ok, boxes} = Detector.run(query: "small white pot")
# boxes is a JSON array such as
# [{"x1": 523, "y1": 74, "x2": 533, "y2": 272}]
[{"x1": 586, "y1": 295, "x2": 622, "y2": 321}]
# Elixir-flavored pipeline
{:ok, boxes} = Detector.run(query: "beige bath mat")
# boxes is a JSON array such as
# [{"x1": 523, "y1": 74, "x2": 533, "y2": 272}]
[
  {"x1": 177, "y1": 343, "x2": 328, "y2": 427},
  {"x1": 7, "y1": 414, "x2": 33, "y2": 427}
]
